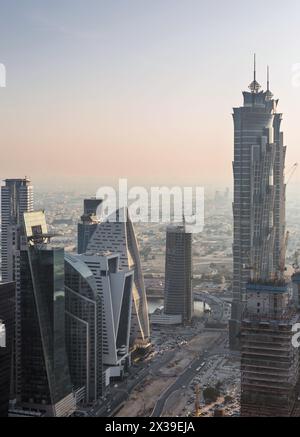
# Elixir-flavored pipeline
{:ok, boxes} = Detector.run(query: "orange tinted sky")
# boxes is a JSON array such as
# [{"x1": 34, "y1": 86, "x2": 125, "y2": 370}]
[{"x1": 1, "y1": 0, "x2": 300, "y2": 192}]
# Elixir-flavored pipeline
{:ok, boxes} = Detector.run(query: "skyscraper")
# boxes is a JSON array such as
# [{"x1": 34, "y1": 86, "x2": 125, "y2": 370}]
[
  {"x1": 164, "y1": 224, "x2": 193, "y2": 324},
  {"x1": 18, "y1": 211, "x2": 74, "y2": 417},
  {"x1": 85, "y1": 207, "x2": 150, "y2": 348},
  {"x1": 65, "y1": 251, "x2": 133, "y2": 393},
  {"x1": 1, "y1": 178, "x2": 34, "y2": 282},
  {"x1": 230, "y1": 60, "x2": 286, "y2": 349},
  {"x1": 0, "y1": 282, "x2": 15, "y2": 417},
  {"x1": 77, "y1": 198, "x2": 102, "y2": 254},
  {"x1": 64, "y1": 253, "x2": 103, "y2": 404},
  {"x1": 1, "y1": 178, "x2": 34, "y2": 397}
]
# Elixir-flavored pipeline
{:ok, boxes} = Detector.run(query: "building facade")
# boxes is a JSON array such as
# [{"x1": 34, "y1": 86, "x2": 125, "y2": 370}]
[
  {"x1": 1, "y1": 178, "x2": 34, "y2": 396},
  {"x1": 18, "y1": 211, "x2": 74, "y2": 417},
  {"x1": 0, "y1": 282, "x2": 15, "y2": 417},
  {"x1": 86, "y1": 207, "x2": 150, "y2": 348},
  {"x1": 65, "y1": 251, "x2": 133, "y2": 395},
  {"x1": 164, "y1": 224, "x2": 193, "y2": 324},
  {"x1": 65, "y1": 253, "x2": 103, "y2": 404},
  {"x1": 230, "y1": 67, "x2": 286, "y2": 349}
]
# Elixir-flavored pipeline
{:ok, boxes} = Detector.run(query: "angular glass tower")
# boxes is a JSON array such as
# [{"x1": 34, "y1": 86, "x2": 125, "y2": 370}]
[
  {"x1": 19, "y1": 211, "x2": 74, "y2": 416},
  {"x1": 229, "y1": 61, "x2": 286, "y2": 349}
]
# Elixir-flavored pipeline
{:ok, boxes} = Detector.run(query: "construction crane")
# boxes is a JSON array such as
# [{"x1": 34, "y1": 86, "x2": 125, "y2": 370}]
[
  {"x1": 278, "y1": 231, "x2": 289, "y2": 278},
  {"x1": 286, "y1": 163, "x2": 298, "y2": 185},
  {"x1": 293, "y1": 251, "x2": 300, "y2": 273},
  {"x1": 194, "y1": 384, "x2": 201, "y2": 417}
]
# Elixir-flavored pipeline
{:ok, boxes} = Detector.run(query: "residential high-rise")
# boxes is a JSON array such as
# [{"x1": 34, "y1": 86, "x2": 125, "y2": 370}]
[
  {"x1": 65, "y1": 251, "x2": 133, "y2": 394},
  {"x1": 1, "y1": 178, "x2": 33, "y2": 396},
  {"x1": 77, "y1": 198, "x2": 102, "y2": 254},
  {"x1": 241, "y1": 280, "x2": 299, "y2": 416},
  {"x1": 164, "y1": 224, "x2": 193, "y2": 324},
  {"x1": 85, "y1": 207, "x2": 150, "y2": 348},
  {"x1": 18, "y1": 211, "x2": 74, "y2": 417},
  {"x1": 0, "y1": 282, "x2": 15, "y2": 417},
  {"x1": 230, "y1": 61, "x2": 286, "y2": 349},
  {"x1": 1, "y1": 178, "x2": 34, "y2": 282}
]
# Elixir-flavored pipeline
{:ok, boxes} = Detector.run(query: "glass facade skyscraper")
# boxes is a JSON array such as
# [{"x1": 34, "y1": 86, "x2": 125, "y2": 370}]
[{"x1": 18, "y1": 211, "x2": 74, "y2": 416}]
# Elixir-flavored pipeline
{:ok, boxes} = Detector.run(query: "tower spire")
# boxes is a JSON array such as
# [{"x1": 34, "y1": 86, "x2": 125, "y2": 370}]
[
  {"x1": 249, "y1": 53, "x2": 261, "y2": 93},
  {"x1": 266, "y1": 65, "x2": 274, "y2": 100}
]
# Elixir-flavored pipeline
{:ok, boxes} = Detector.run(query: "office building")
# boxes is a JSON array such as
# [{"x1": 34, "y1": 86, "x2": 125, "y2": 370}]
[
  {"x1": 86, "y1": 207, "x2": 150, "y2": 347},
  {"x1": 230, "y1": 62, "x2": 286, "y2": 349},
  {"x1": 18, "y1": 211, "x2": 74, "y2": 417},
  {"x1": 65, "y1": 251, "x2": 133, "y2": 393},
  {"x1": 164, "y1": 224, "x2": 193, "y2": 324},
  {"x1": 0, "y1": 282, "x2": 15, "y2": 417},
  {"x1": 64, "y1": 252, "x2": 103, "y2": 404}
]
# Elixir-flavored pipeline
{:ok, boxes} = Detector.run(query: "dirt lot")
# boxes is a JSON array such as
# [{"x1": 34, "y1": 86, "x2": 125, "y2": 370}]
[{"x1": 116, "y1": 330, "x2": 222, "y2": 417}]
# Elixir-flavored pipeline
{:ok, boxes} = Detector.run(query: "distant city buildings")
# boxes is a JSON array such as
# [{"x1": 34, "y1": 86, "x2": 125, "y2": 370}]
[
  {"x1": 0, "y1": 282, "x2": 15, "y2": 417},
  {"x1": 230, "y1": 63, "x2": 286, "y2": 349},
  {"x1": 163, "y1": 224, "x2": 193, "y2": 324},
  {"x1": 240, "y1": 281, "x2": 299, "y2": 416},
  {"x1": 18, "y1": 211, "x2": 75, "y2": 417}
]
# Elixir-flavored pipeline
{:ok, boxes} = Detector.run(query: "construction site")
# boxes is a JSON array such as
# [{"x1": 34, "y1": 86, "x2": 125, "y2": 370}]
[
  {"x1": 240, "y1": 278, "x2": 300, "y2": 417},
  {"x1": 115, "y1": 316, "x2": 239, "y2": 417}
]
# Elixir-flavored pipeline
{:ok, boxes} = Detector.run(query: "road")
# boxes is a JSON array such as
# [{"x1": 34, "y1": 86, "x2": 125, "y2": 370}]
[
  {"x1": 151, "y1": 334, "x2": 227, "y2": 417},
  {"x1": 94, "y1": 349, "x2": 177, "y2": 417},
  {"x1": 150, "y1": 355, "x2": 206, "y2": 417}
]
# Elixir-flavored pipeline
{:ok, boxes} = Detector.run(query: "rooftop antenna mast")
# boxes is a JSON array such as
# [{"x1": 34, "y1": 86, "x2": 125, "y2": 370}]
[
  {"x1": 266, "y1": 65, "x2": 274, "y2": 100},
  {"x1": 249, "y1": 53, "x2": 261, "y2": 94}
]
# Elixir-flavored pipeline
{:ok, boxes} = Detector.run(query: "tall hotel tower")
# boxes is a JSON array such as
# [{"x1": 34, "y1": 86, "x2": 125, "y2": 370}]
[{"x1": 229, "y1": 60, "x2": 286, "y2": 349}]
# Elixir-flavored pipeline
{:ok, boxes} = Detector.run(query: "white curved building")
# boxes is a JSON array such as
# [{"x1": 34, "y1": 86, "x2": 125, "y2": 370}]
[{"x1": 86, "y1": 207, "x2": 150, "y2": 347}]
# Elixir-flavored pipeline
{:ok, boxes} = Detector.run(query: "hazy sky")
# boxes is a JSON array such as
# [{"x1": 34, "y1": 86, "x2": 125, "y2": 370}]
[{"x1": 1, "y1": 0, "x2": 300, "y2": 191}]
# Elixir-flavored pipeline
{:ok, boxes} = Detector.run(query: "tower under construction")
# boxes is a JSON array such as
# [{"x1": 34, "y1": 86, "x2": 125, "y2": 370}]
[{"x1": 230, "y1": 59, "x2": 286, "y2": 349}]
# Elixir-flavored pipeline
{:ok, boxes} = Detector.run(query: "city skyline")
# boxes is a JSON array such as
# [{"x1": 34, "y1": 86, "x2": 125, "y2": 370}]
[
  {"x1": 2, "y1": 1, "x2": 300, "y2": 421},
  {"x1": 1, "y1": 1, "x2": 300, "y2": 189}
]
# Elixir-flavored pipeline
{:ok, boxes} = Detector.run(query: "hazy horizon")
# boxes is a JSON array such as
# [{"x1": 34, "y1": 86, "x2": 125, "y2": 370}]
[{"x1": 1, "y1": 0, "x2": 300, "y2": 189}]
